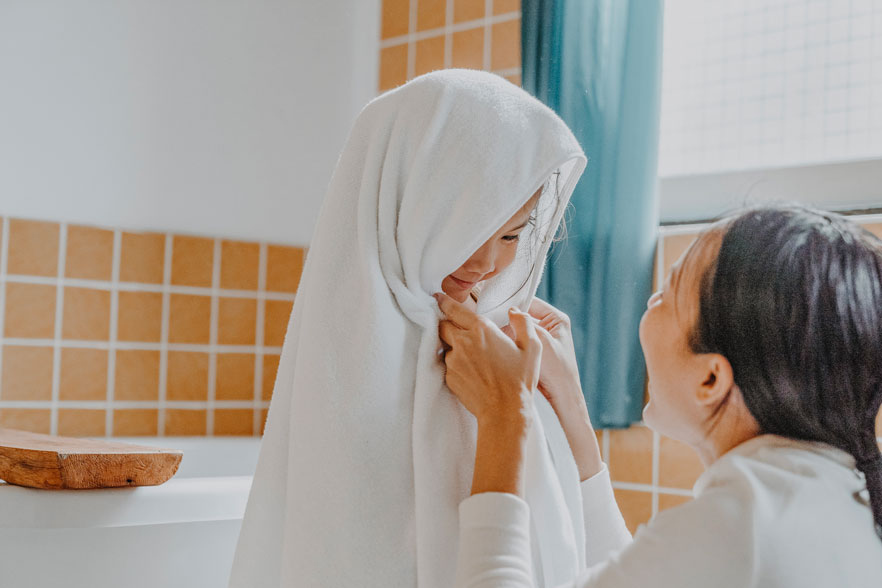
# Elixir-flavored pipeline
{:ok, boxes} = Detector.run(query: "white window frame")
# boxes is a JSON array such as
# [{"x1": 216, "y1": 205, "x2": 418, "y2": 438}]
[{"x1": 658, "y1": 157, "x2": 882, "y2": 223}]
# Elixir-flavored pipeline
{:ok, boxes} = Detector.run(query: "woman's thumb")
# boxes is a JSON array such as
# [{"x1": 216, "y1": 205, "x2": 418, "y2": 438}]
[{"x1": 508, "y1": 308, "x2": 538, "y2": 351}]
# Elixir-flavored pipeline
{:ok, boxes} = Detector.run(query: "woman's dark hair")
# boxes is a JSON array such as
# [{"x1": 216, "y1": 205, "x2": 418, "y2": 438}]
[{"x1": 690, "y1": 205, "x2": 882, "y2": 540}]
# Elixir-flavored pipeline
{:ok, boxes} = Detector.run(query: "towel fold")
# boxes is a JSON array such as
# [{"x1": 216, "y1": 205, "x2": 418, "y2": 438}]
[{"x1": 229, "y1": 69, "x2": 588, "y2": 588}]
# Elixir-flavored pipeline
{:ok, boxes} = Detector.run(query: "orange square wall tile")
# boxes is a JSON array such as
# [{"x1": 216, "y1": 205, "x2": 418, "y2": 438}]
[
  {"x1": 876, "y1": 405, "x2": 881, "y2": 438},
  {"x1": 166, "y1": 351, "x2": 209, "y2": 401},
  {"x1": 452, "y1": 27, "x2": 484, "y2": 69},
  {"x1": 4, "y1": 283, "x2": 56, "y2": 339},
  {"x1": 659, "y1": 435, "x2": 705, "y2": 489},
  {"x1": 65, "y1": 225, "x2": 113, "y2": 281},
  {"x1": 263, "y1": 300, "x2": 293, "y2": 347},
  {"x1": 220, "y1": 241, "x2": 259, "y2": 290},
  {"x1": 262, "y1": 354, "x2": 280, "y2": 400},
  {"x1": 59, "y1": 348, "x2": 108, "y2": 401},
  {"x1": 415, "y1": 35, "x2": 445, "y2": 77},
  {"x1": 164, "y1": 409, "x2": 207, "y2": 436},
  {"x1": 114, "y1": 349, "x2": 160, "y2": 401},
  {"x1": 1, "y1": 346, "x2": 54, "y2": 401},
  {"x1": 662, "y1": 233, "x2": 698, "y2": 276},
  {"x1": 113, "y1": 409, "x2": 158, "y2": 436},
  {"x1": 214, "y1": 409, "x2": 254, "y2": 436},
  {"x1": 491, "y1": 19, "x2": 520, "y2": 71},
  {"x1": 168, "y1": 294, "x2": 211, "y2": 344},
  {"x1": 119, "y1": 232, "x2": 165, "y2": 284},
  {"x1": 608, "y1": 425, "x2": 653, "y2": 485},
  {"x1": 171, "y1": 235, "x2": 214, "y2": 287},
  {"x1": 454, "y1": 0, "x2": 484, "y2": 23},
  {"x1": 58, "y1": 409, "x2": 106, "y2": 437},
  {"x1": 382, "y1": 0, "x2": 410, "y2": 39},
  {"x1": 0, "y1": 409, "x2": 51, "y2": 434},
  {"x1": 595, "y1": 429, "x2": 604, "y2": 456},
  {"x1": 505, "y1": 73, "x2": 522, "y2": 87},
  {"x1": 417, "y1": 0, "x2": 446, "y2": 31},
  {"x1": 217, "y1": 298, "x2": 257, "y2": 345},
  {"x1": 117, "y1": 291, "x2": 163, "y2": 342},
  {"x1": 380, "y1": 44, "x2": 408, "y2": 92},
  {"x1": 7, "y1": 219, "x2": 59, "y2": 277},
  {"x1": 658, "y1": 493, "x2": 692, "y2": 512},
  {"x1": 493, "y1": 0, "x2": 520, "y2": 15},
  {"x1": 265, "y1": 246, "x2": 304, "y2": 293},
  {"x1": 613, "y1": 489, "x2": 653, "y2": 534},
  {"x1": 62, "y1": 287, "x2": 110, "y2": 341},
  {"x1": 216, "y1": 353, "x2": 255, "y2": 401}
]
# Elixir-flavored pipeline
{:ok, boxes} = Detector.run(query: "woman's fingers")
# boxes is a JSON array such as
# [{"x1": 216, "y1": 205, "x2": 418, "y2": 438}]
[
  {"x1": 508, "y1": 308, "x2": 540, "y2": 352},
  {"x1": 434, "y1": 292, "x2": 480, "y2": 329},
  {"x1": 438, "y1": 319, "x2": 461, "y2": 347}
]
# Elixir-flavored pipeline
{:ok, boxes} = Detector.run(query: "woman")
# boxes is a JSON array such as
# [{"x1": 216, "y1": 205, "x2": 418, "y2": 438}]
[
  {"x1": 229, "y1": 70, "x2": 591, "y2": 587},
  {"x1": 440, "y1": 205, "x2": 882, "y2": 587}
]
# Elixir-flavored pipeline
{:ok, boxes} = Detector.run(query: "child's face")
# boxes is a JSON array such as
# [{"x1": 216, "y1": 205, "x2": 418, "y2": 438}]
[
  {"x1": 441, "y1": 189, "x2": 542, "y2": 304},
  {"x1": 639, "y1": 230, "x2": 725, "y2": 444}
]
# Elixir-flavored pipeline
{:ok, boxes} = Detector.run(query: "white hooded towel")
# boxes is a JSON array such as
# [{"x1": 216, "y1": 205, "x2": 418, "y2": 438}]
[{"x1": 229, "y1": 69, "x2": 588, "y2": 588}]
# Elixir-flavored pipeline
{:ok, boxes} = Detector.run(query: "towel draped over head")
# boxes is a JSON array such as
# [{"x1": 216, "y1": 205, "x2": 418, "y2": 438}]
[{"x1": 229, "y1": 69, "x2": 588, "y2": 588}]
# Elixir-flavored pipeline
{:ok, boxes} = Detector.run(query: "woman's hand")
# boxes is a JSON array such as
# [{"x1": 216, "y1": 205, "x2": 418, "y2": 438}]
[
  {"x1": 436, "y1": 292, "x2": 541, "y2": 496},
  {"x1": 509, "y1": 298, "x2": 603, "y2": 482},
  {"x1": 525, "y1": 298, "x2": 583, "y2": 410}
]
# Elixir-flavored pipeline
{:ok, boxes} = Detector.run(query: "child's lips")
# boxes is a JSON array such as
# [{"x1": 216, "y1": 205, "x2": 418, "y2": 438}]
[{"x1": 449, "y1": 275, "x2": 478, "y2": 289}]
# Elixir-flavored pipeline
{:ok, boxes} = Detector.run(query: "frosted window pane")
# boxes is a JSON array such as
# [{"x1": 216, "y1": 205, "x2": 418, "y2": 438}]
[{"x1": 659, "y1": 0, "x2": 882, "y2": 176}]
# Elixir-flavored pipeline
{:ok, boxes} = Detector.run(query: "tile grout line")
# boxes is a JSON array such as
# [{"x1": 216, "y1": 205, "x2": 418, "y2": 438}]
[
  {"x1": 105, "y1": 230, "x2": 122, "y2": 437},
  {"x1": 0, "y1": 337, "x2": 283, "y2": 354},
  {"x1": 207, "y1": 238, "x2": 221, "y2": 436},
  {"x1": 443, "y1": 0, "x2": 453, "y2": 69},
  {"x1": 483, "y1": 0, "x2": 494, "y2": 71},
  {"x1": 0, "y1": 217, "x2": 9, "y2": 406},
  {"x1": 1, "y1": 273, "x2": 295, "y2": 301},
  {"x1": 157, "y1": 234, "x2": 173, "y2": 436},
  {"x1": 379, "y1": 11, "x2": 521, "y2": 48},
  {"x1": 0, "y1": 400, "x2": 271, "y2": 410},
  {"x1": 253, "y1": 243, "x2": 268, "y2": 436},
  {"x1": 406, "y1": 0, "x2": 417, "y2": 80},
  {"x1": 50, "y1": 224, "x2": 68, "y2": 436},
  {"x1": 651, "y1": 430, "x2": 661, "y2": 516}
]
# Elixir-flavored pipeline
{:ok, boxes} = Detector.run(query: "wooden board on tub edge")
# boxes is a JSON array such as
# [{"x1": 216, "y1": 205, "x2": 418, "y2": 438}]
[{"x1": 0, "y1": 428, "x2": 183, "y2": 489}]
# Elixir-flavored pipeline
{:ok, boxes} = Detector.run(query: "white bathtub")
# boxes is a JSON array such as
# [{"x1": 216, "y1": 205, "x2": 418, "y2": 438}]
[{"x1": 0, "y1": 436, "x2": 261, "y2": 588}]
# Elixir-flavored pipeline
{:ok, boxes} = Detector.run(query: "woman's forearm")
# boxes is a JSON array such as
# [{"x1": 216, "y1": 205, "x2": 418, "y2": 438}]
[{"x1": 471, "y1": 391, "x2": 532, "y2": 497}]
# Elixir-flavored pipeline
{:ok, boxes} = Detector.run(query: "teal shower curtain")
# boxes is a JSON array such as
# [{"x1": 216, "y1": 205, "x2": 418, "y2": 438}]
[{"x1": 523, "y1": 0, "x2": 664, "y2": 427}]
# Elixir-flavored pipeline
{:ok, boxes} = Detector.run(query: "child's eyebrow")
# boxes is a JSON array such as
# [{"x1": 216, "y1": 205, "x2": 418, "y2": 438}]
[{"x1": 508, "y1": 220, "x2": 530, "y2": 231}]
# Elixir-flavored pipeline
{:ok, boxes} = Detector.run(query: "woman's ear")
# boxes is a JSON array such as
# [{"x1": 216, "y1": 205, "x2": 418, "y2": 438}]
[{"x1": 695, "y1": 353, "x2": 735, "y2": 407}]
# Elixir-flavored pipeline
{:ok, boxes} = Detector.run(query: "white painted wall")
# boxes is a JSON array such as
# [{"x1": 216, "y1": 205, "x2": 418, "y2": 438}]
[{"x1": 0, "y1": 0, "x2": 379, "y2": 245}]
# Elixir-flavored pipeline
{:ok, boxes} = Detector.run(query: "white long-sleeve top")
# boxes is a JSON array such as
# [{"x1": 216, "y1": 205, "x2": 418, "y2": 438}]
[{"x1": 456, "y1": 434, "x2": 882, "y2": 587}]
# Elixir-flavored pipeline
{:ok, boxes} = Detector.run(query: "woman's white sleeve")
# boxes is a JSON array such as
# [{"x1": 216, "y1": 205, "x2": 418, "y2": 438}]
[
  {"x1": 455, "y1": 492, "x2": 535, "y2": 588},
  {"x1": 453, "y1": 466, "x2": 631, "y2": 588},
  {"x1": 455, "y1": 483, "x2": 755, "y2": 588},
  {"x1": 580, "y1": 463, "x2": 633, "y2": 566}
]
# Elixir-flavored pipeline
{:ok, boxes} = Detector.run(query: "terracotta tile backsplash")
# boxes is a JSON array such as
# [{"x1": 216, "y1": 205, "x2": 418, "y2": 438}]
[
  {"x1": 378, "y1": 0, "x2": 522, "y2": 93},
  {"x1": 0, "y1": 216, "x2": 301, "y2": 438}
]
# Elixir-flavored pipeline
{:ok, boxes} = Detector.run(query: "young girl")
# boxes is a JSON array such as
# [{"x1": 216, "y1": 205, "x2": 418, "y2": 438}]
[
  {"x1": 438, "y1": 205, "x2": 882, "y2": 586},
  {"x1": 229, "y1": 70, "x2": 592, "y2": 587}
]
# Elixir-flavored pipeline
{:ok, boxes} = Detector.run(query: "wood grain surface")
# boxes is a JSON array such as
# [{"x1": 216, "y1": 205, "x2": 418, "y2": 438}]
[{"x1": 0, "y1": 428, "x2": 183, "y2": 489}]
